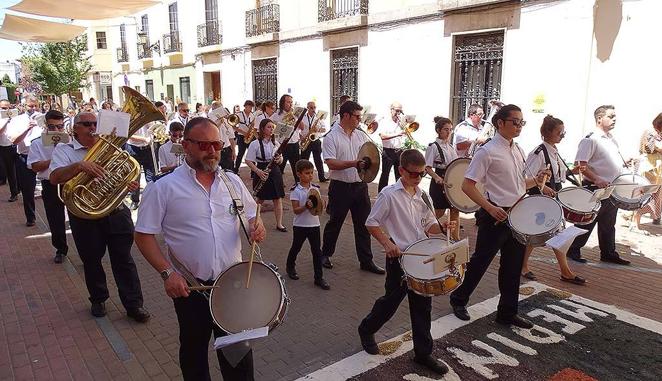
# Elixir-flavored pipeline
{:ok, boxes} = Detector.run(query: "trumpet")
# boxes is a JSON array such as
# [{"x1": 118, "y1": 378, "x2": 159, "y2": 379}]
[{"x1": 300, "y1": 111, "x2": 328, "y2": 151}]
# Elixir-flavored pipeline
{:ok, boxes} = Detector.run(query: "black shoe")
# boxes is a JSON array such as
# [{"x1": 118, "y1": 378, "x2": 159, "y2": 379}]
[
  {"x1": 26, "y1": 221, "x2": 35, "y2": 227},
  {"x1": 53, "y1": 253, "x2": 65, "y2": 264},
  {"x1": 91, "y1": 302, "x2": 106, "y2": 317},
  {"x1": 286, "y1": 268, "x2": 299, "y2": 280},
  {"x1": 653, "y1": 218, "x2": 661, "y2": 225},
  {"x1": 360, "y1": 261, "x2": 385, "y2": 275},
  {"x1": 413, "y1": 355, "x2": 449, "y2": 375},
  {"x1": 129, "y1": 201, "x2": 139, "y2": 210},
  {"x1": 319, "y1": 177, "x2": 328, "y2": 183},
  {"x1": 276, "y1": 226, "x2": 288, "y2": 233},
  {"x1": 358, "y1": 328, "x2": 379, "y2": 355},
  {"x1": 452, "y1": 304, "x2": 470, "y2": 321},
  {"x1": 314, "y1": 278, "x2": 330, "y2": 290},
  {"x1": 496, "y1": 314, "x2": 533, "y2": 329},
  {"x1": 8, "y1": 194, "x2": 18, "y2": 202},
  {"x1": 322, "y1": 256, "x2": 333, "y2": 269},
  {"x1": 0, "y1": 180, "x2": 6, "y2": 185},
  {"x1": 567, "y1": 254, "x2": 587, "y2": 263},
  {"x1": 600, "y1": 256, "x2": 630, "y2": 265},
  {"x1": 127, "y1": 307, "x2": 151, "y2": 323}
]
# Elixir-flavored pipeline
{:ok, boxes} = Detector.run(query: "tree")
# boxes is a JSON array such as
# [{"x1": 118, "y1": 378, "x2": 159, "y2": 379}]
[
  {"x1": 1, "y1": 74, "x2": 12, "y2": 85},
  {"x1": 21, "y1": 36, "x2": 92, "y2": 104}
]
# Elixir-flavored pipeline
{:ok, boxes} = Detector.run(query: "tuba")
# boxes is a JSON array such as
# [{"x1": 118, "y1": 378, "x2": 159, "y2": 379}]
[{"x1": 61, "y1": 86, "x2": 165, "y2": 219}]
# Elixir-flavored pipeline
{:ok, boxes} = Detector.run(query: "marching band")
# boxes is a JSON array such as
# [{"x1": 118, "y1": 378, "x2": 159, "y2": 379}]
[{"x1": 1, "y1": 89, "x2": 660, "y2": 380}]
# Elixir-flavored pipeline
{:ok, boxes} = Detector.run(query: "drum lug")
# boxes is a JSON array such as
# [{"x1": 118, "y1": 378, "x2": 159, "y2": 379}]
[{"x1": 267, "y1": 263, "x2": 279, "y2": 272}]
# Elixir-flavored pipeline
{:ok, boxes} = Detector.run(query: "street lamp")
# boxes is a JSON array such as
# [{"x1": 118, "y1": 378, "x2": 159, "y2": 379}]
[{"x1": 137, "y1": 32, "x2": 164, "y2": 96}]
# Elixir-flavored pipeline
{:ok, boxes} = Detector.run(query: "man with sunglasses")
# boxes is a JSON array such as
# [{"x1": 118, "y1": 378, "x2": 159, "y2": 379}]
[
  {"x1": 172, "y1": 102, "x2": 190, "y2": 126},
  {"x1": 321, "y1": 100, "x2": 385, "y2": 274},
  {"x1": 27, "y1": 110, "x2": 69, "y2": 262},
  {"x1": 377, "y1": 102, "x2": 407, "y2": 192},
  {"x1": 0, "y1": 98, "x2": 20, "y2": 201},
  {"x1": 158, "y1": 122, "x2": 185, "y2": 173},
  {"x1": 449, "y1": 104, "x2": 552, "y2": 329},
  {"x1": 135, "y1": 117, "x2": 265, "y2": 380},
  {"x1": 453, "y1": 104, "x2": 487, "y2": 157},
  {"x1": 49, "y1": 112, "x2": 150, "y2": 322}
]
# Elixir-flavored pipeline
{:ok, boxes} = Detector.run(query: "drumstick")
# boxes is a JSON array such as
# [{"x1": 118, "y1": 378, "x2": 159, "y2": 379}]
[
  {"x1": 539, "y1": 164, "x2": 550, "y2": 192},
  {"x1": 187, "y1": 285, "x2": 219, "y2": 291},
  {"x1": 446, "y1": 212, "x2": 451, "y2": 246},
  {"x1": 494, "y1": 192, "x2": 527, "y2": 226},
  {"x1": 245, "y1": 204, "x2": 262, "y2": 289},
  {"x1": 401, "y1": 252, "x2": 430, "y2": 257}
]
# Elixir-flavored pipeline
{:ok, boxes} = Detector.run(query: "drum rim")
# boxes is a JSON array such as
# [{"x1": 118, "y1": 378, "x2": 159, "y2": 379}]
[
  {"x1": 610, "y1": 173, "x2": 651, "y2": 202},
  {"x1": 400, "y1": 237, "x2": 456, "y2": 281},
  {"x1": 443, "y1": 157, "x2": 481, "y2": 213},
  {"x1": 508, "y1": 195, "x2": 564, "y2": 235},
  {"x1": 556, "y1": 187, "x2": 601, "y2": 214},
  {"x1": 208, "y1": 261, "x2": 287, "y2": 334}
]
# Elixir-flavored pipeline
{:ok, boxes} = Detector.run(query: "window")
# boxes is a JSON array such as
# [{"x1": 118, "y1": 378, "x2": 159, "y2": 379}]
[
  {"x1": 252, "y1": 58, "x2": 278, "y2": 105},
  {"x1": 169, "y1": 2, "x2": 179, "y2": 33},
  {"x1": 180, "y1": 77, "x2": 191, "y2": 104},
  {"x1": 451, "y1": 32, "x2": 504, "y2": 124},
  {"x1": 119, "y1": 24, "x2": 126, "y2": 46},
  {"x1": 330, "y1": 47, "x2": 358, "y2": 114},
  {"x1": 95, "y1": 31, "x2": 107, "y2": 49},
  {"x1": 141, "y1": 14, "x2": 149, "y2": 34},
  {"x1": 146, "y1": 80, "x2": 154, "y2": 101},
  {"x1": 205, "y1": 0, "x2": 218, "y2": 23}
]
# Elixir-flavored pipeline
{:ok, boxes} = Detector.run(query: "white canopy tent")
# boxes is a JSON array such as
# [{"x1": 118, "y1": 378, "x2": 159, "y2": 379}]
[
  {"x1": 7, "y1": 0, "x2": 159, "y2": 20},
  {"x1": 0, "y1": 13, "x2": 85, "y2": 42}
]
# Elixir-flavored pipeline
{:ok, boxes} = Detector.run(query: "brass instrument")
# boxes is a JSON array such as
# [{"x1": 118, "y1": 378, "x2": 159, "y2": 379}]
[
  {"x1": 60, "y1": 86, "x2": 165, "y2": 219},
  {"x1": 244, "y1": 115, "x2": 258, "y2": 143},
  {"x1": 398, "y1": 114, "x2": 419, "y2": 141},
  {"x1": 299, "y1": 111, "x2": 328, "y2": 151},
  {"x1": 148, "y1": 122, "x2": 169, "y2": 144}
]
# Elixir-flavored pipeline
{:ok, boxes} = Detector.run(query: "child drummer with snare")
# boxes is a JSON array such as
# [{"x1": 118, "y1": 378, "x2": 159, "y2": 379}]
[{"x1": 358, "y1": 149, "x2": 453, "y2": 376}]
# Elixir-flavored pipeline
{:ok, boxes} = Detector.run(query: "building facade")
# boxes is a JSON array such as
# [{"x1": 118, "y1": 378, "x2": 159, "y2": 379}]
[{"x1": 84, "y1": 0, "x2": 659, "y2": 158}]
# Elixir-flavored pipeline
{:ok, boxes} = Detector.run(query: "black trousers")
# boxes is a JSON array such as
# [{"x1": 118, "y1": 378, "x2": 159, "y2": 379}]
[
  {"x1": 301, "y1": 140, "x2": 326, "y2": 181},
  {"x1": 68, "y1": 206, "x2": 143, "y2": 309},
  {"x1": 127, "y1": 145, "x2": 155, "y2": 203},
  {"x1": 567, "y1": 195, "x2": 618, "y2": 259},
  {"x1": 449, "y1": 207, "x2": 525, "y2": 319},
  {"x1": 359, "y1": 258, "x2": 432, "y2": 357},
  {"x1": 286, "y1": 226, "x2": 323, "y2": 280},
  {"x1": 279, "y1": 143, "x2": 300, "y2": 183},
  {"x1": 16, "y1": 154, "x2": 36, "y2": 223},
  {"x1": 173, "y1": 290, "x2": 254, "y2": 381},
  {"x1": 220, "y1": 146, "x2": 234, "y2": 171},
  {"x1": 234, "y1": 134, "x2": 249, "y2": 173},
  {"x1": 0, "y1": 145, "x2": 19, "y2": 196},
  {"x1": 378, "y1": 147, "x2": 402, "y2": 192},
  {"x1": 322, "y1": 180, "x2": 373, "y2": 264},
  {"x1": 41, "y1": 180, "x2": 68, "y2": 255}
]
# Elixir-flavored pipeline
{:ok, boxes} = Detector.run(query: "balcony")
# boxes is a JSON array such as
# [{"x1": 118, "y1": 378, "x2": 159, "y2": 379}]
[
  {"x1": 197, "y1": 20, "x2": 222, "y2": 49},
  {"x1": 245, "y1": 4, "x2": 279, "y2": 44},
  {"x1": 317, "y1": 0, "x2": 368, "y2": 33},
  {"x1": 116, "y1": 47, "x2": 128, "y2": 63},
  {"x1": 137, "y1": 42, "x2": 152, "y2": 60},
  {"x1": 163, "y1": 31, "x2": 182, "y2": 54}
]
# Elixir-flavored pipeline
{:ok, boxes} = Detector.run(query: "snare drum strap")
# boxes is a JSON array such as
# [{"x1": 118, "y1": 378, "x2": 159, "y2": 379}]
[{"x1": 218, "y1": 170, "x2": 252, "y2": 242}]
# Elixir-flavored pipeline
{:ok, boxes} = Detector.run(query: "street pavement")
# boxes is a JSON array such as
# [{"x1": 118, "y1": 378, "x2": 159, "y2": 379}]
[{"x1": 0, "y1": 167, "x2": 660, "y2": 380}]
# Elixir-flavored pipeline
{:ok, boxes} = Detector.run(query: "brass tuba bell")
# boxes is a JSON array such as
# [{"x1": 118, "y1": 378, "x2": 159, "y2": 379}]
[{"x1": 60, "y1": 86, "x2": 165, "y2": 219}]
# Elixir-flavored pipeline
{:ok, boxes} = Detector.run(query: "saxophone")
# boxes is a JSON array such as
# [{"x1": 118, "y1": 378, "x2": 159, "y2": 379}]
[
  {"x1": 61, "y1": 86, "x2": 165, "y2": 219},
  {"x1": 299, "y1": 111, "x2": 328, "y2": 151}
]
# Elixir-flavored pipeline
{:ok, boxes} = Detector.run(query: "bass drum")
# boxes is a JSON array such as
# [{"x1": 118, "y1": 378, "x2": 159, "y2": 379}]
[
  {"x1": 443, "y1": 158, "x2": 485, "y2": 213},
  {"x1": 209, "y1": 261, "x2": 289, "y2": 334}
]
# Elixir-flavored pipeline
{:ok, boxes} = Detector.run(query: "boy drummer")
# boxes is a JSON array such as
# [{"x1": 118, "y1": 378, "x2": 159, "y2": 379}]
[{"x1": 358, "y1": 149, "x2": 452, "y2": 375}]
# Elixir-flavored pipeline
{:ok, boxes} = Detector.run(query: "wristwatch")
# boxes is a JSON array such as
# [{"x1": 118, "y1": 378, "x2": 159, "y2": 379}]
[{"x1": 160, "y1": 268, "x2": 174, "y2": 281}]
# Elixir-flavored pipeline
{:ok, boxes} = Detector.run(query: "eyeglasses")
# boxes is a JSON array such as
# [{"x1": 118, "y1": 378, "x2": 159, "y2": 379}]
[
  {"x1": 504, "y1": 119, "x2": 527, "y2": 127},
  {"x1": 47, "y1": 123, "x2": 65, "y2": 130},
  {"x1": 78, "y1": 121, "x2": 97, "y2": 127},
  {"x1": 185, "y1": 138, "x2": 223, "y2": 151},
  {"x1": 401, "y1": 167, "x2": 427, "y2": 179}
]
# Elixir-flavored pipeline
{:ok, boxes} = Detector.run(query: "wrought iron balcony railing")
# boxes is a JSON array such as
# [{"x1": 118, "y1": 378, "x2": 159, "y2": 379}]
[
  {"x1": 116, "y1": 47, "x2": 128, "y2": 62},
  {"x1": 318, "y1": 0, "x2": 368, "y2": 22},
  {"x1": 197, "y1": 20, "x2": 222, "y2": 47},
  {"x1": 245, "y1": 4, "x2": 280, "y2": 37},
  {"x1": 137, "y1": 41, "x2": 152, "y2": 59},
  {"x1": 163, "y1": 31, "x2": 182, "y2": 53}
]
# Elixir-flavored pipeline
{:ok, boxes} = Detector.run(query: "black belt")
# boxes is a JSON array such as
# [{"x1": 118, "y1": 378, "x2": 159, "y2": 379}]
[{"x1": 330, "y1": 179, "x2": 364, "y2": 186}]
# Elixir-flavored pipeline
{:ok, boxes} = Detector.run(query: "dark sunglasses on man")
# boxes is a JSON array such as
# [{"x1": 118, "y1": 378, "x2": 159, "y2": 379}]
[
  {"x1": 78, "y1": 121, "x2": 97, "y2": 127},
  {"x1": 401, "y1": 167, "x2": 426, "y2": 179},
  {"x1": 185, "y1": 138, "x2": 223, "y2": 151}
]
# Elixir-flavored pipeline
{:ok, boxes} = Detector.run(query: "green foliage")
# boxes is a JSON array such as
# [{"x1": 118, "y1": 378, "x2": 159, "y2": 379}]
[
  {"x1": 1, "y1": 74, "x2": 13, "y2": 85},
  {"x1": 21, "y1": 36, "x2": 91, "y2": 97}
]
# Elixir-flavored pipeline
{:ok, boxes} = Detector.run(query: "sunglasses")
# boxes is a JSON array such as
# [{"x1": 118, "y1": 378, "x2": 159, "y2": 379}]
[
  {"x1": 47, "y1": 123, "x2": 65, "y2": 129},
  {"x1": 180, "y1": 109, "x2": 189, "y2": 113},
  {"x1": 185, "y1": 138, "x2": 223, "y2": 151},
  {"x1": 78, "y1": 121, "x2": 97, "y2": 127},
  {"x1": 504, "y1": 119, "x2": 527, "y2": 127},
  {"x1": 401, "y1": 167, "x2": 427, "y2": 179}
]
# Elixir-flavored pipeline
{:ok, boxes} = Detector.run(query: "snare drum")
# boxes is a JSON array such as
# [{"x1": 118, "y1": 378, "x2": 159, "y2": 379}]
[
  {"x1": 209, "y1": 261, "x2": 289, "y2": 334},
  {"x1": 610, "y1": 173, "x2": 652, "y2": 211},
  {"x1": 508, "y1": 195, "x2": 564, "y2": 247},
  {"x1": 556, "y1": 187, "x2": 601, "y2": 225},
  {"x1": 400, "y1": 238, "x2": 464, "y2": 297},
  {"x1": 443, "y1": 158, "x2": 485, "y2": 213}
]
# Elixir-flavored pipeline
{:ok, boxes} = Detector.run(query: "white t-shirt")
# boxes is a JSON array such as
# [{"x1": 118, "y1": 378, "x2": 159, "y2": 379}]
[{"x1": 290, "y1": 183, "x2": 321, "y2": 227}]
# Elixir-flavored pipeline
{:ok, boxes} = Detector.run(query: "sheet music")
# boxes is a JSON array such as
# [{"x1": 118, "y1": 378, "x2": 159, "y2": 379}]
[
  {"x1": 41, "y1": 132, "x2": 70, "y2": 146},
  {"x1": 589, "y1": 186, "x2": 614, "y2": 203},
  {"x1": 430, "y1": 239, "x2": 470, "y2": 275},
  {"x1": 545, "y1": 226, "x2": 588, "y2": 255},
  {"x1": 208, "y1": 107, "x2": 228, "y2": 123},
  {"x1": 97, "y1": 110, "x2": 130, "y2": 137},
  {"x1": 0, "y1": 109, "x2": 19, "y2": 119},
  {"x1": 213, "y1": 327, "x2": 269, "y2": 349},
  {"x1": 169, "y1": 143, "x2": 184, "y2": 154}
]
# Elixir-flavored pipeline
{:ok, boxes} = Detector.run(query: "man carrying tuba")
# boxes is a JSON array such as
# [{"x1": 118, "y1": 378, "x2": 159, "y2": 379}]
[{"x1": 49, "y1": 112, "x2": 151, "y2": 322}]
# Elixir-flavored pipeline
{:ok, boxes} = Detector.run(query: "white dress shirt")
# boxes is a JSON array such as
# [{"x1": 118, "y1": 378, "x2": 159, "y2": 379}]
[
  {"x1": 254, "y1": 111, "x2": 274, "y2": 132},
  {"x1": 0, "y1": 117, "x2": 13, "y2": 146},
  {"x1": 425, "y1": 138, "x2": 458, "y2": 170},
  {"x1": 135, "y1": 161, "x2": 257, "y2": 280},
  {"x1": 128, "y1": 126, "x2": 151, "y2": 147},
  {"x1": 525, "y1": 141, "x2": 566, "y2": 185},
  {"x1": 246, "y1": 138, "x2": 279, "y2": 163},
  {"x1": 453, "y1": 120, "x2": 483, "y2": 157},
  {"x1": 236, "y1": 111, "x2": 254, "y2": 135},
  {"x1": 290, "y1": 183, "x2": 321, "y2": 227},
  {"x1": 322, "y1": 126, "x2": 371, "y2": 183},
  {"x1": 465, "y1": 132, "x2": 526, "y2": 207},
  {"x1": 170, "y1": 113, "x2": 189, "y2": 127},
  {"x1": 366, "y1": 179, "x2": 437, "y2": 251},
  {"x1": 8, "y1": 113, "x2": 42, "y2": 154},
  {"x1": 380, "y1": 117, "x2": 405, "y2": 149},
  {"x1": 575, "y1": 129, "x2": 624, "y2": 184},
  {"x1": 158, "y1": 140, "x2": 181, "y2": 169},
  {"x1": 27, "y1": 138, "x2": 56, "y2": 180},
  {"x1": 301, "y1": 113, "x2": 326, "y2": 142},
  {"x1": 49, "y1": 138, "x2": 91, "y2": 176}
]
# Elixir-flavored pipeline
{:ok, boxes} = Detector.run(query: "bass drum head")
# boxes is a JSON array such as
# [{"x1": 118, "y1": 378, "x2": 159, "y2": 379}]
[
  {"x1": 443, "y1": 158, "x2": 485, "y2": 213},
  {"x1": 210, "y1": 262, "x2": 285, "y2": 334},
  {"x1": 401, "y1": 238, "x2": 451, "y2": 280},
  {"x1": 557, "y1": 187, "x2": 600, "y2": 213},
  {"x1": 611, "y1": 173, "x2": 651, "y2": 202},
  {"x1": 508, "y1": 195, "x2": 563, "y2": 235}
]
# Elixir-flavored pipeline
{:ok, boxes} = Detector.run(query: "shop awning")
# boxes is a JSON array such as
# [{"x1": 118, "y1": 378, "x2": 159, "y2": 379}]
[
  {"x1": 0, "y1": 13, "x2": 85, "y2": 42},
  {"x1": 7, "y1": 0, "x2": 159, "y2": 20}
]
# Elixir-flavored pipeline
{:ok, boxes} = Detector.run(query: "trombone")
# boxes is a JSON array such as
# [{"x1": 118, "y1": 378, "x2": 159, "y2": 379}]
[{"x1": 397, "y1": 114, "x2": 419, "y2": 142}]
